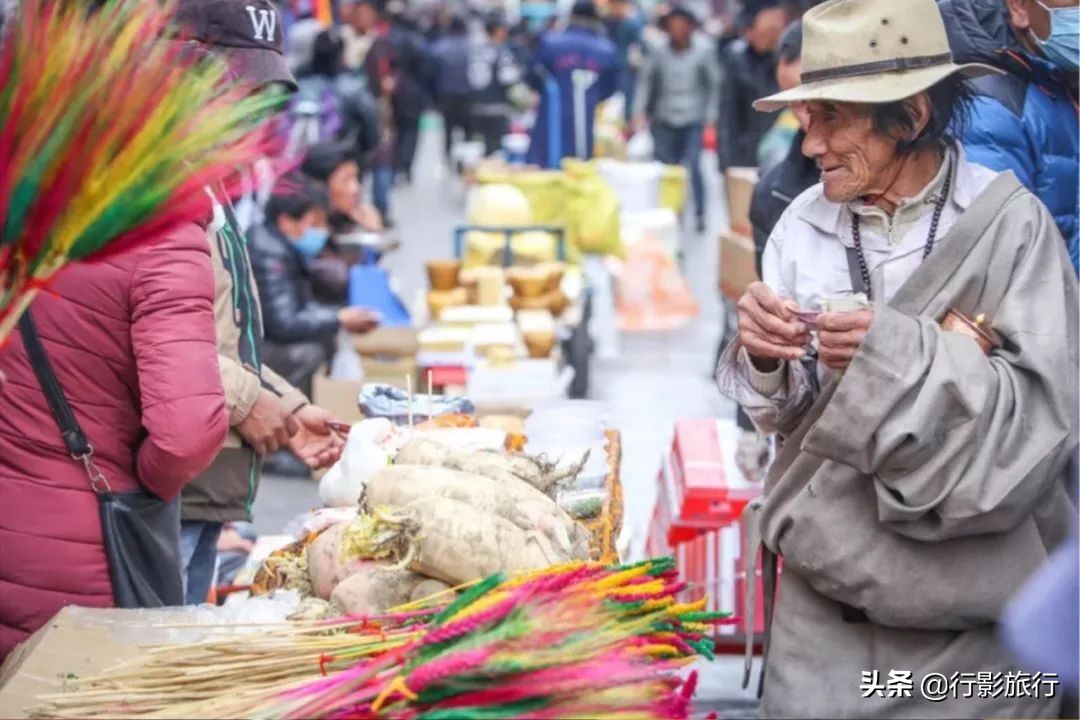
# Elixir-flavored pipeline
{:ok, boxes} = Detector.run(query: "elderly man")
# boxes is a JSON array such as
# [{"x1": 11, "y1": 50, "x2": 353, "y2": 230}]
[{"x1": 716, "y1": 0, "x2": 1078, "y2": 717}]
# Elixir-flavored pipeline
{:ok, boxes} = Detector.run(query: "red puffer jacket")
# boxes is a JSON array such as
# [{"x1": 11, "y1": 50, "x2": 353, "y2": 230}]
[{"x1": 0, "y1": 223, "x2": 229, "y2": 659}]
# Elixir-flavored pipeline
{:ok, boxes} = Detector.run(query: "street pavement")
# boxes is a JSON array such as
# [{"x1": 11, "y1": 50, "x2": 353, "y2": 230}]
[{"x1": 253, "y1": 116, "x2": 759, "y2": 716}]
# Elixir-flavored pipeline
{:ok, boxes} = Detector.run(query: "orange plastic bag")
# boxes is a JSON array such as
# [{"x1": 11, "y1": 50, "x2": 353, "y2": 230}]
[{"x1": 615, "y1": 239, "x2": 699, "y2": 331}]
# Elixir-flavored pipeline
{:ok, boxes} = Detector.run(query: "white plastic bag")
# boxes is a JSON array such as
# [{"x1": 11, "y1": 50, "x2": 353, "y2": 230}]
[
  {"x1": 626, "y1": 130, "x2": 654, "y2": 161},
  {"x1": 318, "y1": 420, "x2": 394, "y2": 507},
  {"x1": 329, "y1": 327, "x2": 363, "y2": 380}
]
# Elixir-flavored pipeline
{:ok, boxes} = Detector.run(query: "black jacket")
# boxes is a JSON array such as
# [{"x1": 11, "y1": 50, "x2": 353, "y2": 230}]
[
  {"x1": 749, "y1": 130, "x2": 818, "y2": 277},
  {"x1": 249, "y1": 223, "x2": 340, "y2": 343},
  {"x1": 717, "y1": 38, "x2": 779, "y2": 170}
]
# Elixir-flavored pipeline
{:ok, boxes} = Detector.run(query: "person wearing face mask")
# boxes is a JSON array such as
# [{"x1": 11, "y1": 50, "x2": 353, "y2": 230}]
[
  {"x1": 715, "y1": 0, "x2": 1078, "y2": 716},
  {"x1": 939, "y1": 0, "x2": 1079, "y2": 275},
  {"x1": 250, "y1": 176, "x2": 379, "y2": 408}
]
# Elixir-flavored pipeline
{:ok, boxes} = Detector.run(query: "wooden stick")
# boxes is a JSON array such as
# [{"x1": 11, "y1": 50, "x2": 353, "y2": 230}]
[{"x1": 427, "y1": 369, "x2": 434, "y2": 421}]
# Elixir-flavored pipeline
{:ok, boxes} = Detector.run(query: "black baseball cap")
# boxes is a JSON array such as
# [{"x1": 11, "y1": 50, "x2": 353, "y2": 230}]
[{"x1": 173, "y1": 0, "x2": 297, "y2": 91}]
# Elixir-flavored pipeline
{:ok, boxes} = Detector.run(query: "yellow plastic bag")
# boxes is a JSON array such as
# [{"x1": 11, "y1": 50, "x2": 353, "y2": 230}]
[
  {"x1": 563, "y1": 159, "x2": 622, "y2": 258},
  {"x1": 659, "y1": 164, "x2": 688, "y2": 215},
  {"x1": 474, "y1": 168, "x2": 566, "y2": 228}
]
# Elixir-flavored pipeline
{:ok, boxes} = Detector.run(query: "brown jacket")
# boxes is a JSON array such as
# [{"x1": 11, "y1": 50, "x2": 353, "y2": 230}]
[{"x1": 181, "y1": 192, "x2": 308, "y2": 523}]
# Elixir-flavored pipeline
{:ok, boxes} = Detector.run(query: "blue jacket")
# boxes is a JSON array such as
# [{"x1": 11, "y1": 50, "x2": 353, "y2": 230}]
[
  {"x1": 526, "y1": 23, "x2": 618, "y2": 167},
  {"x1": 940, "y1": 0, "x2": 1079, "y2": 275}
]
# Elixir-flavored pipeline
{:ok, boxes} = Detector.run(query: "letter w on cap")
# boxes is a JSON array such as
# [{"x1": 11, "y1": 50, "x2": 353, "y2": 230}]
[{"x1": 246, "y1": 5, "x2": 277, "y2": 41}]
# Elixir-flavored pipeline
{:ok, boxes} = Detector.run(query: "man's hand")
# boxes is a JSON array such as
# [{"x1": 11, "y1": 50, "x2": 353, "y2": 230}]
[
  {"x1": 289, "y1": 404, "x2": 346, "y2": 470},
  {"x1": 817, "y1": 309, "x2": 874, "y2": 370},
  {"x1": 338, "y1": 307, "x2": 380, "y2": 334},
  {"x1": 737, "y1": 282, "x2": 812, "y2": 368},
  {"x1": 235, "y1": 389, "x2": 299, "y2": 455}
]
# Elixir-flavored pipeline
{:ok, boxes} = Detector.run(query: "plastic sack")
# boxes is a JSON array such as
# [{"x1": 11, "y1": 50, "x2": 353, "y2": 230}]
[
  {"x1": 330, "y1": 327, "x2": 362, "y2": 380},
  {"x1": 615, "y1": 238, "x2": 699, "y2": 331},
  {"x1": 563, "y1": 160, "x2": 622, "y2": 258},
  {"x1": 467, "y1": 183, "x2": 533, "y2": 227},
  {"x1": 596, "y1": 159, "x2": 662, "y2": 214},
  {"x1": 659, "y1": 165, "x2": 688, "y2": 215},
  {"x1": 318, "y1": 422, "x2": 393, "y2": 508},
  {"x1": 473, "y1": 169, "x2": 574, "y2": 260},
  {"x1": 625, "y1": 131, "x2": 654, "y2": 161},
  {"x1": 359, "y1": 383, "x2": 475, "y2": 426}
]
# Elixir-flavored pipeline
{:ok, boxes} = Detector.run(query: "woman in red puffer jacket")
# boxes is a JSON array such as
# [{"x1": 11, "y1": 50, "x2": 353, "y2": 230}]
[{"x1": 0, "y1": 222, "x2": 229, "y2": 659}]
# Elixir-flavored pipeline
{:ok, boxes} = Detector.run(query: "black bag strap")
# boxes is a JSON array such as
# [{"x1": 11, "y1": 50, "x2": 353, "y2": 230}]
[
  {"x1": 845, "y1": 246, "x2": 869, "y2": 296},
  {"x1": 18, "y1": 311, "x2": 111, "y2": 493}
]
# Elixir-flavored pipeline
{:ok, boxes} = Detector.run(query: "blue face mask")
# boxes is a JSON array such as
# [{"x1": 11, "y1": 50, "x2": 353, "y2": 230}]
[
  {"x1": 294, "y1": 227, "x2": 330, "y2": 259},
  {"x1": 1032, "y1": 2, "x2": 1080, "y2": 73}
]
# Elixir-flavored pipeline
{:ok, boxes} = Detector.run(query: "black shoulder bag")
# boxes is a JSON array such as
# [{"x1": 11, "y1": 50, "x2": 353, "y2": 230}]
[{"x1": 19, "y1": 311, "x2": 184, "y2": 608}]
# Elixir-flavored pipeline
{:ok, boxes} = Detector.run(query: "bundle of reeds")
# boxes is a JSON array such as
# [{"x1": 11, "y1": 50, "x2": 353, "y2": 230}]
[{"x1": 34, "y1": 558, "x2": 733, "y2": 719}]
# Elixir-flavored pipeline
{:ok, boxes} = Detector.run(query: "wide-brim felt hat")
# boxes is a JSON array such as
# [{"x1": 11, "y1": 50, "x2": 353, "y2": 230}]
[{"x1": 753, "y1": 0, "x2": 1001, "y2": 112}]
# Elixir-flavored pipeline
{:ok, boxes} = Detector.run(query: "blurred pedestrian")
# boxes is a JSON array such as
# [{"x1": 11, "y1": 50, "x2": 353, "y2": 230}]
[
  {"x1": 939, "y1": 0, "x2": 1079, "y2": 275},
  {"x1": 716, "y1": 0, "x2": 789, "y2": 170},
  {"x1": 605, "y1": 0, "x2": 647, "y2": 123},
  {"x1": 470, "y1": 14, "x2": 525, "y2": 156},
  {"x1": 750, "y1": 20, "x2": 814, "y2": 270},
  {"x1": 717, "y1": 0, "x2": 1077, "y2": 716},
  {"x1": 291, "y1": 27, "x2": 381, "y2": 166},
  {"x1": 175, "y1": 0, "x2": 345, "y2": 601},
  {"x1": 431, "y1": 15, "x2": 475, "y2": 161},
  {"x1": 526, "y1": 0, "x2": 619, "y2": 166},
  {"x1": 634, "y1": 6, "x2": 720, "y2": 234},
  {"x1": 755, "y1": 20, "x2": 805, "y2": 173},
  {"x1": 250, "y1": 176, "x2": 379, "y2": 401}
]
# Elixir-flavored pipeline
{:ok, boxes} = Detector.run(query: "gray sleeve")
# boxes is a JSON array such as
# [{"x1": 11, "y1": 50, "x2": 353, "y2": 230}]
[{"x1": 802, "y1": 195, "x2": 1080, "y2": 541}]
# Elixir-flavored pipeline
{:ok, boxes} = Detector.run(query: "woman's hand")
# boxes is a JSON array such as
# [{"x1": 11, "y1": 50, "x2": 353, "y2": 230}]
[
  {"x1": 817, "y1": 309, "x2": 874, "y2": 370},
  {"x1": 737, "y1": 282, "x2": 813, "y2": 368}
]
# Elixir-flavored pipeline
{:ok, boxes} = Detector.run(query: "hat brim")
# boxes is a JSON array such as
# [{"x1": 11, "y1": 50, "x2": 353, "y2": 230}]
[
  {"x1": 752, "y1": 62, "x2": 1001, "y2": 112},
  {"x1": 223, "y1": 46, "x2": 298, "y2": 93}
]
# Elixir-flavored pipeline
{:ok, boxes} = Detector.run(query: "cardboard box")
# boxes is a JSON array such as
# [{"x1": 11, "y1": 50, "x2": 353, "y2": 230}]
[
  {"x1": 312, "y1": 372, "x2": 365, "y2": 424},
  {"x1": 0, "y1": 607, "x2": 203, "y2": 718},
  {"x1": 353, "y1": 326, "x2": 419, "y2": 358},
  {"x1": 362, "y1": 356, "x2": 418, "y2": 391},
  {"x1": 724, "y1": 167, "x2": 759, "y2": 235},
  {"x1": 718, "y1": 231, "x2": 759, "y2": 300}
]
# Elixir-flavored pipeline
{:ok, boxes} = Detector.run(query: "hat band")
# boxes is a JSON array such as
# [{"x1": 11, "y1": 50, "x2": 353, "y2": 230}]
[{"x1": 800, "y1": 52, "x2": 954, "y2": 84}]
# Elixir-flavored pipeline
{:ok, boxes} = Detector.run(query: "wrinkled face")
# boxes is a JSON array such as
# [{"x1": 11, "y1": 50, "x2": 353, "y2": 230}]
[
  {"x1": 800, "y1": 101, "x2": 903, "y2": 202},
  {"x1": 327, "y1": 161, "x2": 362, "y2": 213}
]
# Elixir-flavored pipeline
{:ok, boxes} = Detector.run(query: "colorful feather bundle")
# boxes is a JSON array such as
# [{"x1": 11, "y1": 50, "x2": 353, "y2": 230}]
[
  {"x1": 0, "y1": 0, "x2": 276, "y2": 341},
  {"x1": 37, "y1": 557, "x2": 733, "y2": 719}
]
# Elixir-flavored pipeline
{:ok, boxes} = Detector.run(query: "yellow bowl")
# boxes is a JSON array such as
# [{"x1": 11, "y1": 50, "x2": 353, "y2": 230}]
[
  {"x1": 523, "y1": 331, "x2": 557, "y2": 359},
  {"x1": 506, "y1": 267, "x2": 549, "y2": 298},
  {"x1": 427, "y1": 288, "x2": 468, "y2": 320},
  {"x1": 426, "y1": 260, "x2": 462, "y2": 291}
]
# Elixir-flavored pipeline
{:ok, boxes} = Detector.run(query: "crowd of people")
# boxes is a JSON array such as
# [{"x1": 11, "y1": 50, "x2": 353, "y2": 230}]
[{"x1": 0, "y1": 0, "x2": 1077, "y2": 715}]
